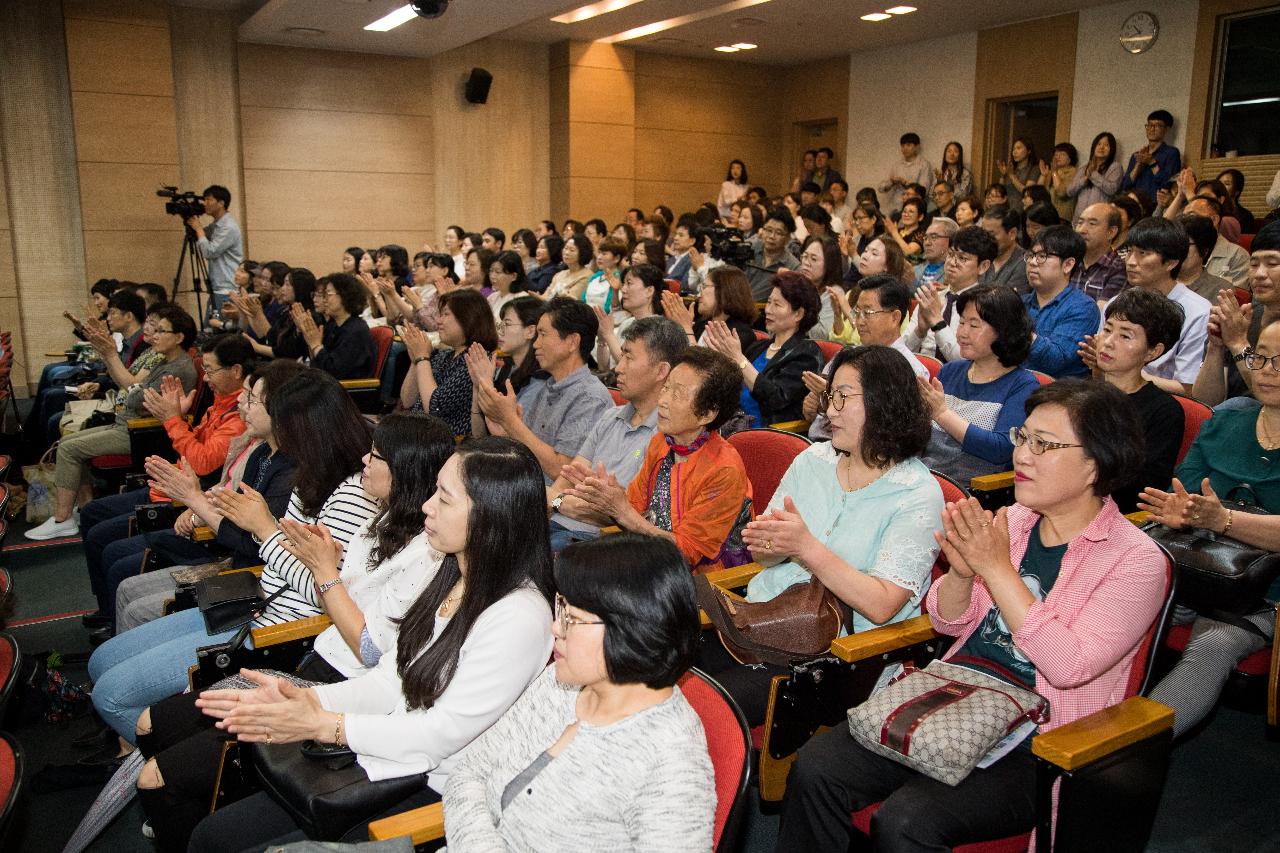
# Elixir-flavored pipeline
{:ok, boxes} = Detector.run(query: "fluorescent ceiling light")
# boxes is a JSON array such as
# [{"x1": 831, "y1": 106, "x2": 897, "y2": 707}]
[
  {"x1": 552, "y1": 0, "x2": 647, "y2": 24},
  {"x1": 885, "y1": 5, "x2": 917, "y2": 13},
  {"x1": 598, "y1": 0, "x2": 772, "y2": 43},
  {"x1": 1222, "y1": 96, "x2": 1280, "y2": 107},
  {"x1": 364, "y1": 4, "x2": 417, "y2": 31},
  {"x1": 860, "y1": 12, "x2": 892, "y2": 21},
  {"x1": 715, "y1": 45, "x2": 740, "y2": 52},
  {"x1": 731, "y1": 42, "x2": 757, "y2": 49}
]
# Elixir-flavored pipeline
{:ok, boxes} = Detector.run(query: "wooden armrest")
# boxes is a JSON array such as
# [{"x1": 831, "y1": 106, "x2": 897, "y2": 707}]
[
  {"x1": 251, "y1": 614, "x2": 332, "y2": 648},
  {"x1": 340, "y1": 378, "x2": 380, "y2": 391},
  {"x1": 368, "y1": 801, "x2": 444, "y2": 844},
  {"x1": 599, "y1": 525, "x2": 621, "y2": 535},
  {"x1": 193, "y1": 526, "x2": 215, "y2": 542},
  {"x1": 1032, "y1": 696, "x2": 1174, "y2": 771},
  {"x1": 970, "y1": 471, "x2": 1014, "y2": 492},
  {"x1": 770, "y1": 419, "x2": 810, "y2": 435},
  {"x1": 218, "y1": 564, "x2": 263, "y2": 577},
  {"x1": 704, "y1": 562, "x2": 764, "y2": 591},
  {"x1": 127, "y1": 417, "x2": 163, "y2": 429},
  {"x1": 830, "y1": 614, "x2": 938, "y2": 663},
  {"x1": 1126, "y1": 510, "x2": 1151, "y2": 526}
]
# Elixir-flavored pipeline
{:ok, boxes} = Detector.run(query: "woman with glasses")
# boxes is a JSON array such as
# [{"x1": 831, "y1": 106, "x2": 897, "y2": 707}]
[
  {"x1": 488, "y1": 296, "x2": 545, "y2": 395},
  {"x1": 89, "y1": 367, "x2": 376, "y2": 745},
  {"x1": 797, "y1": 235, "x2": 847, "y2": 342},
  {"x1": 699, "y1": 346, "x2": 943, "y2": 725},
  {"x1": 126, "y1": 413, "x2": 454, "y2": 851},
  {"x1": 442, "y1": 533, "x2": 715, "y2": 850},
  {"x1": 841, "y1": 202, "x2": 885, "y2": 261},
  {"x1": 1140, "y1": 317, "x2": 1280, "y2": 738},
  {"x1": 778, "y1": 379, "x2": 1166, "y2": 851},
  {"x1": 188, "y1": 437, "x2": 555, "y2": 851},
  {"x1": 919, "y1": 284, "x2": 1041, "y2": 483},
  {"x1": 400, "y1": 290, "x2": 498, "y2": 437},
  {"x1": 883, "y1": 197, "x2": 929, "y2": 262}
]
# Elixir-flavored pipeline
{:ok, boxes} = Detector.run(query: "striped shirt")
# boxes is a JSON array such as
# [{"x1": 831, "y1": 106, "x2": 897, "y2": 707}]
[{"x1": 254, "y1": 473, "x2": 381, "y2": 627}]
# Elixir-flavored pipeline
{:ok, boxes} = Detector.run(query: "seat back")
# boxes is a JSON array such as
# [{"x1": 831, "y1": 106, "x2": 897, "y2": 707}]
[
  {"x1": 725, "y1": 428, "x2": 811, "y2": 511},
  {"x1": 815, "y1": 340, "x2": 843, "y2": 365},
  {"x1": 665, "y1": 278, "x2": 682, "y2": 294},
  {"x1": 753, "y1": 329, "x2": 770, "y2": 342},
  {"x1": 0, "y1": 730, "x2": 22, "y2": 844},
  {"x1": 1030, "y1": 370, "x2": 1054, "y2": 386},
  {"x1": 1233, "y1": 287, "x2": 1251, "y2": 307},
  {"x1": 678, "y1": 669, "x2": 751, "y2": 853},
  {"x1": 915, "y1": 354, "x2": 942, "y2": 380},
  {"x1": 1171, "y1": 394, "x2": 1212, "y2": 466},
  {"x1": 607, "y1": 387, "x2": 625, "y2": 406},
  {"x1": 370, "y1": 326, "x2": 395, "y2": 378},
  {"x1": 1239, "y1": 233, "x2": 1253, "y2": 253},
  {"x1": 0, "y1": 634, "x2": 17, "y2": 717},
  {"x1": 927, "y1": 470, "x2": 968, "y2": 588},
  {"x1": 1130, "y1": 542, "x2": 1178, "y2": 696}
]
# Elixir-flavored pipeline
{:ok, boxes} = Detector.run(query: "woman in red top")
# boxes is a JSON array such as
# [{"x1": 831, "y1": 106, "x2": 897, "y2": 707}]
[{"x1": 775, "y1": 379, "x2": 1168, "y2": 852}]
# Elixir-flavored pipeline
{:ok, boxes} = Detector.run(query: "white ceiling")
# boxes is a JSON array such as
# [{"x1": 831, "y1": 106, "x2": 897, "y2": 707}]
[{"x1": 214, "y1": 0, "x2": 1118, "y2": 66}]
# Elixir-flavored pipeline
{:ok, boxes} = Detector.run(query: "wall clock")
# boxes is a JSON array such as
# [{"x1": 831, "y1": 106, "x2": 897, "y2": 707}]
[{"x1": 1120, "y1": 11, "x2": 1159, "y2": 54}]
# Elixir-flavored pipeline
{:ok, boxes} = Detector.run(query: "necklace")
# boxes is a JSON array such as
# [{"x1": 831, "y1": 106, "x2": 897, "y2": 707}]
[
  {"x1": 1258, "y1": 410, "x2": 1280, "y2": 450},
  {"x1": 438, "y1": 582, "x2": 465, "y2": 617},
  {"x1": 838, "y1": 455, "x2": 883, "y2": 493}
]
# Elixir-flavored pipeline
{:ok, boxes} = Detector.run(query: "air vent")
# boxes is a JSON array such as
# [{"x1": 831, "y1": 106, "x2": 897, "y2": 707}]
[
  {"x1": 652, "y1": 37, "x2": 686, "y2": 46},
  {"x1": 732, "y1": 17, "x2": 766, "y2": 27},
  {"x1": 285, "y1": 26, "x2": 327, "y2": 36}
]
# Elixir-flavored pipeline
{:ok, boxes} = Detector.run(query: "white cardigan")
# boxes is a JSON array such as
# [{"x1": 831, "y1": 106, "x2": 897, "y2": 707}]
[{"x1": 313, "y1": 585, "x2": 552, "y2": 788}]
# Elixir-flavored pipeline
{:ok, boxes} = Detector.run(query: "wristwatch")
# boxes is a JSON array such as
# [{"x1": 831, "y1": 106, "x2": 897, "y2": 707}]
[
  {"x1": 929, "y1": 320, "x2": 948, "y2": 332},
  {"x1": 317, "y1": 577, "x2": 343, "y2": 595},
  {"x1": 1232, "y1": 348, "x2": 1249, "y2": 363},
  {"x1": 550, "y1": 495, "x2": 564, "y2": 513}
]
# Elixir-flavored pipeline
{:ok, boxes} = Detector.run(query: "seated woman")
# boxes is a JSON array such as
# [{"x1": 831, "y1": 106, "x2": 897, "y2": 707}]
[
  {"x1": 564, "y1": 347, "x2": 752, "y2": 573},
  {"x1": 490, "y1": 296, "x2": 545, "y2": 394},
  {"x1": 844, "y1": 233, "x2": 910, "y2": 291},
  {"x1": 300, "y1": 273, "x2": 376, "y2": 380},
  {"x1": 1141, "y1": 317, "x2": 1280, "y2": 738},
  {"x1": 798, "y1": 234, "x2": 846, "y2": 342},
  {"x1": 543, "y1": 235, "x2": 593, "y2": 301},
  {"x1": 594, "y1": 263, "x2": 666, "y2": 369},
  {"x1": 580, "y1": 238, "x2": 628, "y2": 312},
  {"x1": 379, "y1": 251, "x2": 458, "y2": 334},
  {"x1": 1094, "y1": 288, "x2": 1186, "y2": 511},
  {"x1": 443, "y1": 533, "x2": 714, "y2": 850},
  {"x1": 704, "y1": 270, "x2": 823, "y2": 428},
  {"x1": 527, "y1": 235, "x2": 565, "y2": 295},
  {"x1": 884, "y1": 197, "x2": 929, "y2": 261},
  {"x1": 131, "y1": 413, "x2": 455, "y2": 852},
  {"x1": 488, "y1": 250, "x2": 531, "y2": 319},
  {"x1": 511, "y1": 228, "x2": 539, "y2": 273},
  {"x1": 26, "y1": 303, "x2": 198, "y2": 541},
  {"x1": 88, "y1": 367, "x2": 377, "y2": 744},
  {"x1": 237, "y1": 266, "x2": 319, "y2": 360},
  {"x1": 777, "y1": 379, "x2": 1167, "y2": 851},
  {"x1": 700, "y1": 345, "x2": 944, "y2": 725},
  {"x1": 661, "y1": 265, "x2": 758, "y2": 353},
  {"x1": 187, "y1": 437, "x2": 555, "y2": 851},
  {"x1": 463, "y1": 247, "x2": 496, "y2": 296},
  {"x1": 400, "y1": 289, "x2": 498, "y2": 436},
  {"x1": 920, "y1": 284, "x2": 1041, "y2": 483}
]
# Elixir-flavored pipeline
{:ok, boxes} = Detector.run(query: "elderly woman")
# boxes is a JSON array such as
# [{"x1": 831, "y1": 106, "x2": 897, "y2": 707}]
[
  {"x1": 700, "y1": 346, "x2": 945, "y2": 724},
  {"x1": 777, "y1": 379, "x2": 1168, "y2": 851},
  {"x1": 704, "y1": 270, "x2": 823, "y2": 428},
  {"x1": 1140, "y1": 316, "x2": 1280, "y2": 737},
  {"x1": 564, "y1": 347, "x2": 752, "y2": 573},
  {"x1": 299, "y1": 273, "x2": 376, "y2": 380},
  {"x1": 920, "y1": 284, "x2": 1040, "y2": 483},
  {"x1": 443, "y1": 533, "x2": 714, "y2": 851}
]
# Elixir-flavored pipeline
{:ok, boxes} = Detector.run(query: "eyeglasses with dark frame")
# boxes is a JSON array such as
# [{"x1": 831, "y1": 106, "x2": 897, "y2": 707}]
[
  {"x1": 1243, "y1": 347, "x2": 1280, "y2": 372},
  {"x1": 1026, "y1": 251, "x2": 1063, "y2": 265},
  {"x1": 818, "y1": 388, "x2": 863, "y2": 412},
  {"x1": 554, "y1": 594, "x2": 605, "y2": 633},
  {"x1": 1009, "y1": 426, "x2": 1083, "y2": 455}
]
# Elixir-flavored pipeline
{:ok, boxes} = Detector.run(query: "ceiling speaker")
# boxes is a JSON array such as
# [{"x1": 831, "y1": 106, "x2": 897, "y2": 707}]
[
  {"x1": 411, "y1": 1, "x2": 449, "y2": 19},
  {"x1": 464, "y1": 67, "x2": 493, "y2": 105}
]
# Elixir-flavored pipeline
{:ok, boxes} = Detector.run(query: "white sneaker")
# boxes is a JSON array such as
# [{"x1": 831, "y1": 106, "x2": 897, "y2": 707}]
[{"x1": 24, "y1": 515, "x2": 80, "y2": 540}]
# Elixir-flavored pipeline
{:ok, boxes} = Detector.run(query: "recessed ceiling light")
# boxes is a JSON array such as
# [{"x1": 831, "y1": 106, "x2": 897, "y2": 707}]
[
  {"x1": 364, "y1": 4, "x2": 417, "y2": 31},
  {"x1": 885, "y1": 5, "x2": 917, "y2": 13},
  {"x1": 715, "y1": 45, "x2": 740, "y2": 52},
  {"x1": 598, "y1": 0, "x2": 772, "y2": 43},
  {"x1": 860, "y1": 11, "x2": 891, "y2": 21},
  {"x1": 731, "y1": 42, "x2": 757, "y2": 49},
  {"x1": 551, "y1": 0, "x2": 646, "y2": 24}
]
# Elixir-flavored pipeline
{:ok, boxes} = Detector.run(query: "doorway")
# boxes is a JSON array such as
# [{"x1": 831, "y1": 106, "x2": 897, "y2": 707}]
[
  {"x1": 985, "y1": 95, "x2": 1058, "y2": 189},
  {"x1": 789, "y1": 119, "x2": 840, "y2": 190}
]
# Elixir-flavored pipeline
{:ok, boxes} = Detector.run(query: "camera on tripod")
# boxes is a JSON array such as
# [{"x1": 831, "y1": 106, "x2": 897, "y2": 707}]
[
  {"x1": 706, "y1": 226, "x2": 755, "y2": 268},
  {"x1": 157, "y1": 186, "x2": 205, "y2": 220}
]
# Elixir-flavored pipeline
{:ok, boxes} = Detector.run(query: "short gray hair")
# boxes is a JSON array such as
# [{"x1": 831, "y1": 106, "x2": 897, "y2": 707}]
[
  {"x1": 930, "y1": 216, "x2": 960, "y2": 239},
  {"x1": 620, "y1": 316, "x2": 687, "y2": 366}
]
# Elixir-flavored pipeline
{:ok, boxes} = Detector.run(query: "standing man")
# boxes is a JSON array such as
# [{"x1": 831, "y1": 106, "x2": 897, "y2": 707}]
[
  {"x1": 880, "y1": 133, "x2": 935, "y2": 215},
  {"x1": 810, "y1": 147, "x2": 844, "y2": 193},
  {"x1": 184, "y1": 184, "x2": 242, "y2": 316},
  {"x1": 1120, "y1": 109, "x2": 1182, "y2": 199}
]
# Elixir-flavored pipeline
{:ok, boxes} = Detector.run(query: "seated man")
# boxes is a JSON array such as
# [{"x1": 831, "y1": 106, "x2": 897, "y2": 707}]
[
  {"x1": 1070, "y1": 202, "x2": 1129, "y2": 302},
  {"x1": 474, "y1": 296, "x2": 616, "y2": 482},
  {"x1": 666, "y1": 215, "x2": 699, "y2": 288},
  {"x1": 905, "y1": 226, "x2": 997, "y2": 362},
  {"x1": 1185, "y1": 195, "x2": 1250, "y2": 287},
  {"x1": 979, "y1": 205, "x2": 1029, "y2": 294},
  {"x1": 547, "y1": 317, "x2": 686, "y2": 551},
  {"x1": 563, "y1": 346, "x2": 752, "y2": 573},
  {"x1": 1022, "y1": 225, "x2": 1100, "y2": 377},
  {"x1": 746, "y1": 209, "x2": 801, "y2": 301},
  {"x1": 913, "y1": 217, "x2": 958, "y2": 289},
  {"x1": 78, "y1": 334, "x2": 257, "y2": 635}
]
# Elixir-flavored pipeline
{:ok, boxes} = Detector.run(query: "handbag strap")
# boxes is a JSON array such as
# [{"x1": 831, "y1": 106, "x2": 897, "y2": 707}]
[{"x1": 1205, "y1": 608, "x2": 1273, "y2": 643}]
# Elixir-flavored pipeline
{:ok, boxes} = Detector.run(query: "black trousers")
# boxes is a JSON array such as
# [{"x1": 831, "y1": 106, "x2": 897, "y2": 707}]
[
  {"x1": 693, "y1": 633, "x2": 787, "y2": 728},
  {"x1": 774, "y1": 725, "x2": 1038, "y2": 853}
]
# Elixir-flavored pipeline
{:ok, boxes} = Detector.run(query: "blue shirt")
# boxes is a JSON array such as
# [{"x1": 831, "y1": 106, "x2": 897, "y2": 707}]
[
  {"x1": 1022, "y1": 286, "x2": 1100, "y2": 378},
  {"x1": 1119, "y1": 143, "x2": 1182, "y2": 199},
  {"x1": 921, "y1": 361, "x2": 1040, "y2": 483},
  {"x1": 738, "y1": 349, "x2": 770, "y2": 426}
]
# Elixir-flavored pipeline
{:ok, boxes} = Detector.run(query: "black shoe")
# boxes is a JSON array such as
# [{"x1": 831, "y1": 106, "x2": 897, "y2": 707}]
[
  {"x1": 81, "y1": 611, "x2": 112, "y2": 628},
  {"x1": 88, "y1": 626, "x2": 114, "y2": 647},
  {"x1": 78, "y1": 743, "x2": 126, "y2": 766},
  {"x1": 71, "y1": 721, "x2": 114, "y2": 750},
  {"x1": 31, "y1": 760, "x2": 122, "y2": 793}
]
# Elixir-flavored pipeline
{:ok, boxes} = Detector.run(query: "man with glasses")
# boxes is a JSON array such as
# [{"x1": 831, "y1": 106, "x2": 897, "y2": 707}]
[
  {"x1": 914, "y1": 217, "x2": 959, "y2": 289},
  {"x1": 1120, "y1": 109, "x2": 1182, "y2": 199},
  {"x1": 1022, "y1": 225, "x2": 1099, "y2": 377},
  {"x1": 747, "y1": 209, "x2": 801, "y2": 300},
  {"x1": 931, "y1": 180, "x2": 957, "y2": 219},
  {"x1": 905, "y1": 226, "x2": 998, "y2": 361},
  {"x1": 979, "y1": 205, "x2": 1029, "y2": 294},
  {"x1": 1070, "y1": 203, "x2": 1128, "y2": 303}
]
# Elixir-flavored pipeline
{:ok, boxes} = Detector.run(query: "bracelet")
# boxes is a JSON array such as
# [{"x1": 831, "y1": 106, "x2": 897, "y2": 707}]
[
  {"x1": 334, "y1": 713, "x2": 346, "y2": 747},
  {"x1": 317, "y1": 577, "x2": 343, "y2": 595},
  {"x1": 1221, "y1": 508, "x2": 1233, "y2": 536},
  {"x1": 412, "y1": 356, "x2": 429, "y2": 365}
]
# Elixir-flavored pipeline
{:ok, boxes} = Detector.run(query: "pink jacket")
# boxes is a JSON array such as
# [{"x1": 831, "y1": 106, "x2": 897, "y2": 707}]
[{"x1": 927, "y1": 499, "x2": 1167, "y2": 733}]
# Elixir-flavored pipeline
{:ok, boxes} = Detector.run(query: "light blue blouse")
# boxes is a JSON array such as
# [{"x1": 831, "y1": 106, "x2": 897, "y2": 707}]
[{"x1": 745, "y1": 445, "x2": 944, "y2": 634}]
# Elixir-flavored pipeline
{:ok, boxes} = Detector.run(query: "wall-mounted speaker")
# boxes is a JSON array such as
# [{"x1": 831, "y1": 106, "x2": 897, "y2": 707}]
[{"x1": 464, "y1": 67, "x2": 493, "y2": 104}]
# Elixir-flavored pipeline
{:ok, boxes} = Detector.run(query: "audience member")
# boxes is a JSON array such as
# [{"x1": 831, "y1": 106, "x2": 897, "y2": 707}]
[
  {"x1": 401, "y1": 289, "x2": 497, "y2": 436},
  {"x1": 1182, "y1": 195, "x2": 1250, "y2": 286},
  {"x1": 510, "y1": 228, "x2": 539, "y2": 273},
  {"x1": 491, "y1": 296, "x2": 545, "y2": 394},
  {"x1": 931, "y1": 180, "x2": 957, "y2": 219},
  {"x1": 884, "y1": 197, "x2": 927, "y2": 260},
  {"x1": 683, "y1": 227, "x2": 727, "y2": 296},
  {"x1": 1120, "y1": 109, "x2": 1182, "y2": 198},
  {"x1": 1070, "y1": 202, "x2": 1128, "y2": 301},
  {"x1": 666, "y1": 216, "x2": 697, "y2": 288},
  {"x1": 1217, "y1": 168, "x2": 1255, "y2": 233},
  {"x1": 880, "y1": 133, "x2": 934, "y2": 214},
  {"x1": 905, "y1": 226, "x2": 998, "y2": 362},
  {"x1": 664, "y1": 265, "x2": 757, "y2": 352},
  {"x1": 1023, "y1": 201, "x2": 1061, "y2": 244},
  {"x1": 543, "y1": 234, "x2": 593, "y2": 300},
  {"x1": 595, "y1": 264, "x2": 667, "y2": 368},
  {"x1": 301, "y1": 273, "x2": 376, "y2": 380},
  {"x1": 979, "y1": 205, "x2": 1029, "y2": 294},
  {"x1": 953, "y1": 196, "x2": 982, "y2": 228},
  {"x1": 747, "y1": 209, "x2": 802, "y2": 300},
  {"x1": 1041, "y1": 142, "x2": 1079, "y2": 220},
  {"x1": 1178, "y1": 213, "x2": 1233, "y2": 301},
  {"x1": 842, "y1": 202, "x2": 884, "y2": 261},
  {"x1": 236, "y1": 266, "x2": 319, "y2": 360},
  {"x1": 937, "y1": 141, "x2": 974, "y2": 200},
  {"x1": 997, "y1": 137, "x2": 1039, "y2": 211},
  {"x1": 810, "y1": 147, "x2": 843, "y2": 192},
  {"x1": 914, "y1": 217, "x2": 957, "y2": 289},
  {"x1": 718, "y1": 159, "x2": 750, "y2": 218},
  {"x1": 581, "y1": 238, "x2": 628, "y2": 312},
  {"x1": 797, "y1": 235, "x2": 845, "y2": 341},
  {"x1": 1022, "y1": 225, "x2": 1100, "y2": 377},
  {"x1": 487, "y1": 250, "x2": 531, "y2": 319},
  {"x1": 1112, "y1": 195, "x2": 1142, "y2": 253},
  {"x1": 528, "y1": 235, "x2": 566, "y2": 293}
]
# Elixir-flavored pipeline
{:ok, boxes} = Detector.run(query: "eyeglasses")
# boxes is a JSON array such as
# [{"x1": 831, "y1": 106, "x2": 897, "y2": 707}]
[
  {"x1": 1026, "y1": 251, "x2": 1062, "y2": 265},
  {"x1": 851, "y1": 308, "x2": 892, "y2": 321},
  {"x1": 499, "y1": 320, "x2": 526, "y2": 329},
  {"x1": 368, "y1": 448, "x2": 387, "y2": 463},
  {"x1": 760, "y1": 226, "x2": 789, "y2": 237},
  {"x1": 1009, "y1": 426, "x2": 1083, "y2": 455},
  {"x1": 242, "y1": 393, "x2": 263, "y2": 409},
  {"x1": 203, "y1": 364, "x2": 229, "y2": 376},
  {"x1": 555, "y1": 594, "x2": 604, "y2": 633},
  {"x1": 1243, "y1": 348, "x2": 1280, "y2": 372},
  {"x1": 922, "y1": 233, "x2": 950, "y2": 243},
  {"x1": 945, "y1": 250, "x2": 977, "y2": 264},
  {"x1": 819, "y1": 388, "x2": 863, "y2": 412}
]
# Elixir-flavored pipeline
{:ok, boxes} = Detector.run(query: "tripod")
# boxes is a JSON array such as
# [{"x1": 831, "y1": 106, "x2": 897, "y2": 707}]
[{"x1": 171, "y1": 224, "x2": 215, "y2": 329}]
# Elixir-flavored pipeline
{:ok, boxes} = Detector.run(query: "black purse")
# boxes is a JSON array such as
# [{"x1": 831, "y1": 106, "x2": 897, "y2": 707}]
[
  {"x1": 253, "y1": 740, "x2": 429, "y2": 840},
  {"x1": 1143, "y1": 485, "x2": 1280, "y2": 616},
  {"x1": 195, "y1": 571, "x2": 285, "y2": 635}
]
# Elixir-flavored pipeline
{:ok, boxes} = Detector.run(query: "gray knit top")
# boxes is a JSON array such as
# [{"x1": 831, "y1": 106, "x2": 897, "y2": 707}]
[{"x1": 442, "y1": 664, "x2": 716, "y2": 852}]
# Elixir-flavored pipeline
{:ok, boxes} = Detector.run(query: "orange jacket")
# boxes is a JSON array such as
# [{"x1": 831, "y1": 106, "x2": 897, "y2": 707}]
[
  {"x1": 148, "y1": 389, "x2": 246, "y2": 501},
  {"x1": 627, "y1": 432, "x2": 752, "y2": 572}
]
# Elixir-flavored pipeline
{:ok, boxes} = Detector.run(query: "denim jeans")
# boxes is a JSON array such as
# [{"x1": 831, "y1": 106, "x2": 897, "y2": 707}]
[
  {"x1": 549, "y1": 519, "x2": 600, "y2": 554},
  {"x1": 88, "y1": 607, "x2": 240, "y2": 742}
]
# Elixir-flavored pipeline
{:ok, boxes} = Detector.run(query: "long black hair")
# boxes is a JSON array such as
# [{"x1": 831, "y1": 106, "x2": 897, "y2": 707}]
[
  {"x1": 268, "y1": 368, "x2": 372, "y2": 517},
  {"x1": 367, "y1": 413, "x2": 455, "y2": 569},
  {"x1": 396, "y1": 437, "x2": 554, "y2": 710},
  {"x1": 500, "y1": 296, "x2": 547, "y2": 394}
]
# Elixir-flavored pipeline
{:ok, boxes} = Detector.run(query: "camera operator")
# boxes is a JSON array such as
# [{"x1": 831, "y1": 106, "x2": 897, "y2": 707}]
[
  {"x1": 746, "y1": 208, "x2": 801, "y2": 300},
  {"x1": 183, "y1": 184, "x2": 243, "y2": 312}
]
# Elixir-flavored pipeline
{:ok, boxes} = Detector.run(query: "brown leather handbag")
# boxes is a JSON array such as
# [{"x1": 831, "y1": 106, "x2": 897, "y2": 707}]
[{"x1": 694, "y1": 574, "x2": 844, "y2": 667}]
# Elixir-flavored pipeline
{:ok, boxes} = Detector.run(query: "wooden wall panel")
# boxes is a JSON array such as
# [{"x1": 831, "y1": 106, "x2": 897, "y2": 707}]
[
  {"x1": 64, "y1": 17, "x2": 173, "y2": 96},
  {"x1": 239, "y1": 45, "x2": 433, "y2": 117},
  {"x1": 241, "y1": 107, "x2": 432, "y2": 175},
  {"x1": 81, "y1": 231, "x2": 185, "y2": 288},
  {"x1": 243, "y1": 171, "x2": 432, "y2": 233},
  {"x1": 71, "y1": 92, "x2": 179, "y2": 164},
  {"x1": 78, "y1": 162, "x2": 182, "y2": 232}
]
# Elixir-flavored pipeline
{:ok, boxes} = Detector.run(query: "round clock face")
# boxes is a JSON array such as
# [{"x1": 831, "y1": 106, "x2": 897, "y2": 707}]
[{"x1": 1120, "y1": 11, "x2": 1159, "y2": 54}]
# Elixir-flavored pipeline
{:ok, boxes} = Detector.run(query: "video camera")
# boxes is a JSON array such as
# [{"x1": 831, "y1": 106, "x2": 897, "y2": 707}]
[
  {"x1": 706, "y1": 226, "x2": 755, "y2": 268},
  {"x1": 157, "y1": 186, "x2": 205, "y2": 220}
]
